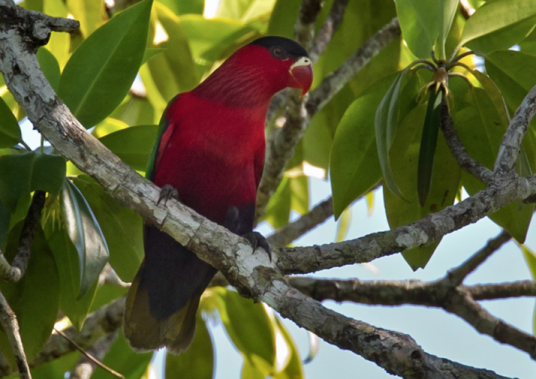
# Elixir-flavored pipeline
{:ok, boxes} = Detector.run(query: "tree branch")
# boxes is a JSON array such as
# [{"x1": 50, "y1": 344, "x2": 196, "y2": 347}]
[
  {"x1": 440, "y1": 101, "x2": 493, "y2": 185},
  {"x1": 294, "y1": 0, "x2": 324, "y2": 51},
  {"x1": 267, "y1": 197, "x2": 333, "y2": 248},
  {"x1": 0, "y1": 291, "x2": 31, "y2": 379},
  {"x1": 309, "y1": 0, "x2": 349, "y2": 63}
]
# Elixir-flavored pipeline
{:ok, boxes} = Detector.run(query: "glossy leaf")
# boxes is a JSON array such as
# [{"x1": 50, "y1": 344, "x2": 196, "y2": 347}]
[
  {"x1": 485, "y1": 50, "x2": 536, "y2": 112},
  {"x1": 0, "y1": 224, "x2": 59, "y2": 362},
  {"x1": 418, "y1": 89, "x2": 443, "y2": 206},
  {"x1": 165, "y1": 316, "x2": 214, "y2": 379},
  {"x1": 93, "y1": 332, "x2": 153, "y2": 379},
  {"x1": 455, "y1": 88, "x2": 534, "y2": 242},
  {"x1": 99, "y1": 125, "x2": 159, "y2": 171},
  {"x1": 395, "y1": 0, "x2": 438, "y2": 59},
  {"x1": 58, "y1": 0, "x2": 152, "y2": 127},
  {"x1": 375, "y1": 70, "x2": 419, "y2": 200},
  {"x1": 331, "y1": 75, "x2": 397, "y2": 217},
  {"x1": 384, "y1": 105, "x2": 460, "y2": 269},
  {"x1": 215, "y1": 288, "x2": 276, "y2": 375},
  {"x1": 460, "y1": 0, "x2": 536, "y2": 53},
  {"x1": 61, "y1": 179, "x2": 109, "y2": 298},
  {"x1": 437, "y1": 0, "x2": 459, "y2": 59},
  {"x1": 0, "y1": 96, "x2": 22, "y2": 148},
  {"x1": 74, "y1": 176, "x2": 143, "y2": 282},
  {"x1": 47, "y1": 228, "x2": 98, "y2": 330}
]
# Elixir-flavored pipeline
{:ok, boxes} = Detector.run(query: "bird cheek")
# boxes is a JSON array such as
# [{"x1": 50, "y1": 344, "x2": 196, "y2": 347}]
[{"x1": 289, "y1": 64, "x2": 313, "y2": 96}]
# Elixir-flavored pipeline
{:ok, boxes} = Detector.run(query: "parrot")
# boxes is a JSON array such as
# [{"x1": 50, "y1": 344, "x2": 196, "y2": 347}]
[{"x1": 124, "y1": 36, "x2": 313, "y2": 354}]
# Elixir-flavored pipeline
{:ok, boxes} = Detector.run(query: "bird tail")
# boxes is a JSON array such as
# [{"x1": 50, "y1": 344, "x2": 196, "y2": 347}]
[{"x1": 124, "y1": 263, "x2": 200, "y2": 354}]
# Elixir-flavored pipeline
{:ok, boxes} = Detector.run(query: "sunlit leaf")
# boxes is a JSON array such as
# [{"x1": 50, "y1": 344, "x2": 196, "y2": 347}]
[
  {"x1": 273, "y1": 315, "x2": 304, "y2": 378},
  {"x1": 165, "y1": 316, "x2": 214, "y2": 379},
  {"x1": 66, "y1": 0, "x2": 107, "y2": 37},
  {"x1": 460, "y1": 0, "x2": 536, "y2": 53},
  {"x1": 61, "y1": 179, "x2": 109, "y2": 298},
  {"x1": 158, "y1": 0, "x2": 204, "y2": 15},
  {"x1": 335, "y1": 207, "x2": 351, "y2": 243},
  {"x1": 437, "y1": 0, "x2": 459, "y2": 59},
  {"x1": 43, "y1": 0, "x2": 70, "y2": 68},
  {"x1": 58, "y1": 0, "x2": 152, "y2": 127},
  {"x1": 395, "y1": 0, "x2": 439, "y2": 59}
]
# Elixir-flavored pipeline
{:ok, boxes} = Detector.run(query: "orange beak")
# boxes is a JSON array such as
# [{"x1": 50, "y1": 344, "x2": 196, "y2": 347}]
[{"x1": 289, "y1": 56, "x2": 313, "y2": 96}]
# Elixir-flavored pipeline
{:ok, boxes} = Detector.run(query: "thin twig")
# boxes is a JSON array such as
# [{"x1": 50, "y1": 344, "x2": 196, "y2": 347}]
[
  {"x1": 267, "y1": 197, "x2": 333, "y2": 248},
  {"x1": 446, "y1": 230, "x2": 511, "y2": 286},
  {"x1": 62, "y1": 329, "x2": 124, "y2": 379},
  {"x1": 439, "y1": 100, "x2": 493, "y2": 185},
  {"x1": 0, "y1": 291, "x2": 31, "y2": 379},
  {"x1": 468, "y1": 281, "x2": 536, "y2": 300},
  {"x1": 309, "y1": 0, "x2": 349, "y2": 63}
]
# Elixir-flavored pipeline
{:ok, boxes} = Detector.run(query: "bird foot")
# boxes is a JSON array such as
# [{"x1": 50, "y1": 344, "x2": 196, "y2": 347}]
[
  {"x1": 157, "y1": 184, "x2": 179, "y2": 205},
  {"x1": 242, "y1": 231, "x2": 272, "y2": 261}
]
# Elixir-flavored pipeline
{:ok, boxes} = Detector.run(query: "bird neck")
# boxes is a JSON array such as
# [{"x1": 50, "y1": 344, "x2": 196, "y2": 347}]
[{"x1": 192, "y1": 55, "x2": 286, "y2": 109}]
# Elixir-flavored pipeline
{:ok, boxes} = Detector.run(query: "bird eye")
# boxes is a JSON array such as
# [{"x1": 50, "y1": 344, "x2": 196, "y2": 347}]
[{"x1": 271, "y1": 46, "x2": 287, "y2": 59}]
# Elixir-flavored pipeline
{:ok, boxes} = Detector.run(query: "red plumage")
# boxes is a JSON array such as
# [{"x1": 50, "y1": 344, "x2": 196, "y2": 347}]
[{"x1": 124, "y1": 37, "x2": 312, "y2": 353}]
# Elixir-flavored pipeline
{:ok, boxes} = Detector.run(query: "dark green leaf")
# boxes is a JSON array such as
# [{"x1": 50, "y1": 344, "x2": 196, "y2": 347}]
[
  {"x1": 165, "y1": 316, "x2": 214, "y2": 379},
  {"x1": 455, "y1": 87, "x2": 534, "y2": 242},
  {"x1": 395, "y1": 0, "x2": 438, "y2": 59},
  {"x1": 0, "y1": 153, "x2": 33, "y2": 212},
  {"x1": 485, "y1": 50, "x2": 536, "y2": 112},
  {"x1": 99, "y1": 125, "x2": 159, "y2": 171},
  {"x1": 58, "y1": 0, "x2": 152, "y2": 127},
  {"x1": 93, "y1": 332, "x2": 153, "y2": 379},
  {"x1": 61, "y1": 179, "x2": 109, "y2": 298},
  {"x1": 0, "y1": 200, "x2": 8, "y2": 251},
  {"x1": 460, "y1": 0, "x2": 536, "y2": 53},
  {"x1": 215, "y1": 288, "x2": 276, "y2": 375},
  {"x1": 31, "y1": 153, "x2": 66, "y2": 195},
  {"x1": 0, "y1": 224, "x2": 59, "y2": 362},
  {"x1": 0, "y1": 96, "x2": 22, "y2": 148},
  {"x1": 384, "y1": 105, "x2": 460, "y2": 269},
  {"x1": 36, "y1": 48, "x2": 61, "y2": 90},
  {"x1": 74, "y1": 176, "x2": 143, "y2": 282},
  {"x1": 418, "y1": 89, "x2": 442, "y2": 206},
  {"x1": 47, "y1": 229, "x2": 98, "y2": 330}
]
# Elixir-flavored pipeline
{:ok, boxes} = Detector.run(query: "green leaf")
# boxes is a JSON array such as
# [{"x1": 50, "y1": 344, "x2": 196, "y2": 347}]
[
  {"x1": 31, "y1": 352, "x2": 80, "y2": 379},
  {"x1": 485, "y1": 50, "x2": 536, "y2": 112},
  {"x1": 273, "y1": 316, "x2": 304, "y2": 379},
  {"x1": 263, "y1": 177, "x2": 291, "y2": 229},
  {"x1": 60, "y1": 179, "x2": 109, "y2": 298},
  {"x1": 521, "y1": 244, "x2": 536, "y2": 279},
  {"x1": 455, "y1": 87, "x2": 534, "y2": 242},
  {"x1": 331, "y1": 75, "x2": 397, "y2": 218},
  {"x1": 58, "y1": 0, "x2": 152, "y2": 127},
  {"x1": 375, "y1": 69, "x2": 419, "y2": 200},
  {"x1": 165, "y1": 316, "x2": 214, "y2": 379},
  {"x1": 395, "y1": 0, "x2": 438, "y2": 59},
  {"x1": 437, "y1": 0, "x2": 459, "y2": 59},
  {"x1": 0, "y1": 224, "x2": 59, "y2": 362},
  {"x1": 149, "y1": 2, "x2": 199, "y2": 101},
  {"x1": 384, "y1": 105, "x2": 460, "y2": 269},
  {"x1": 0, "y1": 200, "x2": 8, "y2": 251},
  {"x1": 242, "y1": 360, "x2": 265, "y2": 379},
  {"x1": 36, "y1": 48, "x2": 61, "y2": 90},
  {"x1": 267, "y1": 0, "x2": 301, "y2": 39},
  {"x1": 31, "y1": 153, "x2": 66, "y2": 195},
  {"x1": 47, "y1": 229, "x2": 98, "y2": 330},
  {"x1": 335, "y1": 207, "x2": 352, "y2": 242},
  {"x1": 418, "y1": 89, "x2": 443, "y2": 206},
  {"x1": 460, "y1": 0, "x2": 536, "y2": 53},
  {"x1": 43, "y1": 0, "x2": 70, "y2": 68},
  {"x1": 157, "y1": 0, "x2": 204, "y2": 15},
  {"x1": 0, "y1": 96, "x2": 22, "y2": 148},
  {"x1": 93, "y1": 332, "x2": 153, "y2": 379},
  {"x1": 215, "y1": 288, "x2": 276, "y2": 375},
  {"x1": 74, "y1": 176, "x2": 143, "y2": 282},
  {"x1": 99, "y1": 125, "x2": 159, "y2": 171},
  {"x1": 66, "y1": 0, "x2": 107, "y2": 37}
]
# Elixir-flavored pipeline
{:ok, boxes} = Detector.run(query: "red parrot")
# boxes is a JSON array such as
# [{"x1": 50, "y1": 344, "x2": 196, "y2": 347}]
[{"x1": 124, "y1": 36, "x2": 313, "y2": 353}]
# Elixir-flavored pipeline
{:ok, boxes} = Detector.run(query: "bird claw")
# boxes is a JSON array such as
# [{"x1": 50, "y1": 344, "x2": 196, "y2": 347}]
[
  {"x1": 242, "y1": 231, "x2": 272, "y2": 261},
  {"x1": 157, "y1": 184, "x2": 179, "y2": 206}
]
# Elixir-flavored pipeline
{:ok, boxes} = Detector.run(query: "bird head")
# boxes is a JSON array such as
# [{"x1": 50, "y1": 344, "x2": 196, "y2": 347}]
[{"x1": 248, "y1": 36, "x2": 313, "y2": 97}]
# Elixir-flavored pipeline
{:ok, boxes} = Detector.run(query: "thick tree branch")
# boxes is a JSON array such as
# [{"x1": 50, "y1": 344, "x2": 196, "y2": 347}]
[
  {"x1": 0, "y1": 291, "x2": 31, "y2": 379},
  {"x1": 267, "y1": 197, "x2": 333, "y2": 248},
  {"x1": 440, "y1": 101, "x2": 493, "y2": 185},
  {"x1": 294, "y1": 0, "x2": 324, "y2": 51}
]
